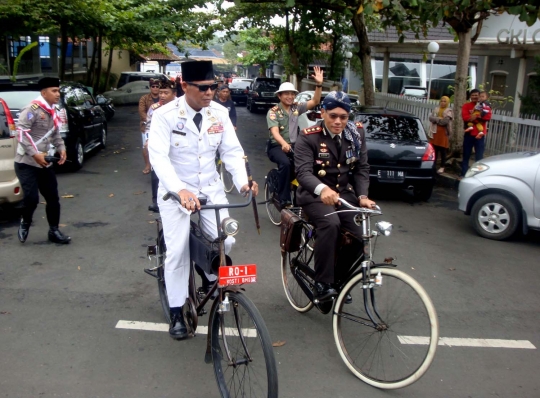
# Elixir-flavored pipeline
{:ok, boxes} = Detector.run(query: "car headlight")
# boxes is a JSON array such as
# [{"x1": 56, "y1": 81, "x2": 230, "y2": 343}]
[
  {"x1": 465, "y1": 162, "x2": 489, "y2": 178},
  {"x1": 222, "y1": 217, "x2": 239, "y2": 236}
]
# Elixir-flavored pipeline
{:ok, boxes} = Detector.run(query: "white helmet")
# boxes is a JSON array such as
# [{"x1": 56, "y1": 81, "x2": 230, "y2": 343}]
[{"x1": 275, "y1": 82, "x2": 298, "y2": 95}]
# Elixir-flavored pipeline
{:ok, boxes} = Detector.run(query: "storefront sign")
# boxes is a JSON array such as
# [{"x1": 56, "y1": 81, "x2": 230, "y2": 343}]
[{"x1": 497, "y1": 29, "x2": 540, "y2": 44}]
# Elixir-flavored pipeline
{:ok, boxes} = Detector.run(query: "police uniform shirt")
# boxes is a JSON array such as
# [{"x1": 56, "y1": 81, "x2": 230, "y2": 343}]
[
  {"x1": 15, "y1": 102, "x2": 66, "y2": 167},
  {"x1": 294, "y1": 120, "x2": 369, "y2": 207},
  {"x1": 266, "y1": 102, "x2": 308, "y2": 145},
  {"x1": 148, "y1": 96, "x2": 248, "y2": 203}
]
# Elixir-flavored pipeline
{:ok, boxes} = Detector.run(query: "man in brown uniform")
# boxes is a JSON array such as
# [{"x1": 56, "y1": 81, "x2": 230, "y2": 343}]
[
  {"x1": 139, "y1": 78, "x2": 160, "y2": 174},
  {"x1": 15, "y1": 77, "x2": 70, "y2": 244},
  {"x1": 294, "y1": 91, "x2": 375, "y2": 301}
]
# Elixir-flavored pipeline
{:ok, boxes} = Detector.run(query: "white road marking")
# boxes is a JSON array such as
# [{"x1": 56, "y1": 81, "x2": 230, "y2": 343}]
[
  {"x1": 115, "y1": 320, "x2": 257, "y2": 338},
  {"x1": 398, "y1": 335, "x2": 536, "y2": 349}
]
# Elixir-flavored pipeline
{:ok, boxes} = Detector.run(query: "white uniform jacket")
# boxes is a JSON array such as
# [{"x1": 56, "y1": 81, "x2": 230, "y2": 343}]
[{"x1": 148, "y1": 96, "x2": 248, "y2": 205}]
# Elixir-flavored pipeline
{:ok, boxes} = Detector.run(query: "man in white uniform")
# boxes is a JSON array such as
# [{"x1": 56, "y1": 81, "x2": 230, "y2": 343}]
[{"x1": 149, "y1": 61, "x2": 259, "y2": 340}]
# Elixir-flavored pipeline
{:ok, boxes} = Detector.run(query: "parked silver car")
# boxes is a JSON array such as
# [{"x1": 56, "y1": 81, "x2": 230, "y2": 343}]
[{"x1": 458, "y1": 152, "x2": 540, "y2": 240}]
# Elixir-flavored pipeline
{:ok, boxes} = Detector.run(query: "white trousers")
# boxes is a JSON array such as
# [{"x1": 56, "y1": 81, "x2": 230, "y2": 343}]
[{"x1": 157, "y1": 189, "x2": 234, "y2": 308}]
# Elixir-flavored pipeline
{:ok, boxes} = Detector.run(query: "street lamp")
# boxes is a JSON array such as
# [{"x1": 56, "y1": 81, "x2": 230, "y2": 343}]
[
  {"x1": 345, "y1": 51, "x2": 353, "y2": 94},
  {"x1": 426, "y1": 41, "x2": 439, "y2": 101}
]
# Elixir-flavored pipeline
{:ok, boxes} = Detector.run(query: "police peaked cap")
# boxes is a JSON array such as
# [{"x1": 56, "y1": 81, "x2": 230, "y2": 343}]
[
  {"x1": 38, "y1": 77, "x2": 60, "y2": 90},
  {"x1": 181, "y1": 60, "x2": 214, "y2": 82}
]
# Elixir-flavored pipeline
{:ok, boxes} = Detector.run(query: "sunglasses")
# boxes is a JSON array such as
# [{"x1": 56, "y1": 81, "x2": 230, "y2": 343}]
[
  {"x1": 327, "y1": 113, "x2": 349, "y2": 121},
  {"x1": 150, "y1": 85, "x2": 160, "y2": 88},
  {"x1": 186, "y1": 82, "x2": 219, "y2": 92}
]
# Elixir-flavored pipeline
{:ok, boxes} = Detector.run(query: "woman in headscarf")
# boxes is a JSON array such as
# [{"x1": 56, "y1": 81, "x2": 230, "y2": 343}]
[{"x1": 428, "y1": 96, "x2": 453, "y2": 174}]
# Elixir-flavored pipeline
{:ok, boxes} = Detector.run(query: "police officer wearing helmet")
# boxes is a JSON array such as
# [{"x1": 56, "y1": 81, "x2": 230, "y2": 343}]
[
  {"x1": 14, "y1": 77, "x2": 71, "y2": 244},
  {"x1": 294, "y1": 91, "x2": 376, "y2": 302},
  {"x1": 149, "y1": 61, "x2": 259, "y2": 340},
  {"x1": 266, "y1": 66, "x2": 324, "y2": 208}
]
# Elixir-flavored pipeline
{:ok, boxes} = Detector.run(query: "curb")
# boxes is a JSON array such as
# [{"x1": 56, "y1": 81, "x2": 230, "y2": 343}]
[{"x1": 436, "y1": 173, "x2": 460, "y2": 190}]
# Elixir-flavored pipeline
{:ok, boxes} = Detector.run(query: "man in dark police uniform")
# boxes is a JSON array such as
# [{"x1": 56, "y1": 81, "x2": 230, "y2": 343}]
[
  {"x1": 294, "y1": 91, "x2": 376, "y2": 301},
  {"x1": 14, "y1": 77, "x2": 71, "y2": 244}
]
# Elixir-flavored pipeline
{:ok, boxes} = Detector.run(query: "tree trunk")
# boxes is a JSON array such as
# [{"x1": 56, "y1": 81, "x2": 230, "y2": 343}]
[
  {"x1": 59, "y1": 22, "x2": 68, "y2": 80},
  {"x1": 450, "y1": 29, "x2": 472, "y2": 155},
  {"x1": 328, "y1": 33, "x2": 338, "y2": 81},
  {"x1": 351, "y1": 12, "x2": 374, "y2": 105},
  {"x1": 87, "y1": 36, "x2": 97, "y2": 86},
  {"x1": 93, "y1": 32, "x2": 103, "y2": 94},
  {"x1": 104, "y1": 42, "x2": 113, "y2": 91},
  {"x1": 71, "y1": 36, "x2": 75, "y2": 79}
]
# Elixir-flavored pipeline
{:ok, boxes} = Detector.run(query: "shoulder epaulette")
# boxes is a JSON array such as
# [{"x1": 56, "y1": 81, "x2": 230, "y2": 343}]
[
  {"x1": 31, "y1": 104, "x2": 39, "y2": 110},
  {"x1": 303, "y1": 126, "x2": 322, "y2": 135},
  {"x1": 355, "y1": 121, "x2": 363, "y2": 128},
  {"x1": 151, "y1": 103, "x2": 162, "y2": 110},
  {"x1": 271, "y1": 106, "x2": 279, "y2": 112}
]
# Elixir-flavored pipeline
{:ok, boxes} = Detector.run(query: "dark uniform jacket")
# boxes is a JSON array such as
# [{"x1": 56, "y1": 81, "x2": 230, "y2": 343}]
[{"x1": 294, "y1": 120, "x2": 369, "y2": 206}]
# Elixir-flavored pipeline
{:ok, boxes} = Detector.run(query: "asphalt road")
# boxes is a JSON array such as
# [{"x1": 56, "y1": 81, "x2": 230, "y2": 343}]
[{"x1": 1, "y1": 104, "x2": 539, "y2": 398}]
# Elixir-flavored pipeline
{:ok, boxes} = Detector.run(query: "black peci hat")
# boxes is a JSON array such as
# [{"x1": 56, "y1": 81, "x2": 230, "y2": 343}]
[
  {"x1": 181, "y1": 61, "x2": 214, "y2": 82},
  {"x1": 38, "y1": 77, "x2": 60, "y2": 90}
]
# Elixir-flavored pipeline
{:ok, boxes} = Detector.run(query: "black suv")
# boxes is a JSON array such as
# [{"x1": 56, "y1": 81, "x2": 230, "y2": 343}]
[
  {"x1": 246, "y1": 77, "x2": 281, "y2": 113},
  {"x1": 351, "y1": 107, "x2": 436, "y2": 201},
  {"x1": 0, "y1": 81, "x2": 107, "y2": 170}
]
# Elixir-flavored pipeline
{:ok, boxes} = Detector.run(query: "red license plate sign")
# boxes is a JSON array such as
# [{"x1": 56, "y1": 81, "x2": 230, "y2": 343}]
[{"x1": 219, "y1": 264, "x2": 257, "y2": 287}]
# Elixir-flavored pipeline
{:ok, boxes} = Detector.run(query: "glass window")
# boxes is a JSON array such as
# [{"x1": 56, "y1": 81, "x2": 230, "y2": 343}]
[
  {"x1": 491, "y1": 74, "x2": 507, "y2": 96},
  {"x1": 76, "y1": 87, "x2": 95, "y2": 105},
  {"x1": 354, "y1": 115, "x2": 427, "y2": 142}
]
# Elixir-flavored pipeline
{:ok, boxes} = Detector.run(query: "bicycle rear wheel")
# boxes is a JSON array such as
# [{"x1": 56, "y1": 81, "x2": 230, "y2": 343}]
[
  {"x1": 264, "y1": 169, "x2": 281, "y2": 226},
  {"x1": 210, "y1": 291, "x2": 278, "y2": 398},
  {"x1": 280, "y1": 224, "x2": 314, "y2": 313},
  {"x1": 220, "y1": 162, "x2": 235, "y2": 193},
  {"x1": 156, "y1": 231, "x2": 170, "y2": 323},
  {"x1": 333, "y1": 267, "x2": 438, "y2": 389}
]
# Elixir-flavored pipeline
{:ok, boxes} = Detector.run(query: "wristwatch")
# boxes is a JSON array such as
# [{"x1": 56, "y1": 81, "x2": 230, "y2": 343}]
[{"x1": 359, "y1": 195, "x2": 368, "y2": 200}]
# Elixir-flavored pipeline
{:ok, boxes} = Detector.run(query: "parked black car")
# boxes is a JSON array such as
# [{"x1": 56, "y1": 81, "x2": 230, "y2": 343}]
[
  {"x1": 0, "y1": 81, "x2": 107, "y2": 170},
  {"x1": 352, "y1": 107, "x2": 436, "y2": 201},
  {"x1": 246, "y1": 77, "x2": 281, "y2": 113},
  {"x1": 229, "y1": 78, "x2": 252, "y2": 105}
]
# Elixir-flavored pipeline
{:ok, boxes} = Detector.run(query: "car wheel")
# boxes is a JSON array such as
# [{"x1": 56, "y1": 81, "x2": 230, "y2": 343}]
[
  {"x1": 471, "y1": 194, "x2": 520, "y2": 240},
  {"x1": 99, "y1": 125, "x2": 107, "y2": 149},
  {"x1": 68, "y1": 139, "x2": 84, "y2": 171},
  {"x1": 413, "y1": 184, "x2": 433, "y2": 201}
]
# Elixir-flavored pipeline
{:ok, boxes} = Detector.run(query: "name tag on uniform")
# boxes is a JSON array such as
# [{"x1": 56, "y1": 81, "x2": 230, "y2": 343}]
[
  {"x1": 172, "y1": 129, "x2": 186, "y2": 136},
  {"x1": 319, "y1": 153, "x2": 330, "y2": 158},
  {"x1": 208, "y1": 122, "x2": 224, "y2": 134}
]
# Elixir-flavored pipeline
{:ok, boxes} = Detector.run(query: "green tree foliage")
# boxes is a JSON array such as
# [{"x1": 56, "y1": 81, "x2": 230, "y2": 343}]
[{"x1": 238, "y1": 29, "x2": 274, "y2": 75}]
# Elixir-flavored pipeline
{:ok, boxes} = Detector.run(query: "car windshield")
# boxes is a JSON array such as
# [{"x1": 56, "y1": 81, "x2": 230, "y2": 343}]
[
  {"x1": 0, "y1": 91, "x2": 40, "y2": 109},
  {"x1": 256, "y1": 80, "x2": 279, "y2": 90},
  {"x1": 354, "y1": 115, "x2": 427, "y2": 141}
]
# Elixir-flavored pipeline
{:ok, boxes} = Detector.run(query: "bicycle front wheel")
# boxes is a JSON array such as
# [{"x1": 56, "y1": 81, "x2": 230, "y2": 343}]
[
  {"x1": 220, "y1": 162, "x2": 235, "y2": 193},
  {"x1": 156, "y1": 231, "x2": 170, "y2": 323},
  {"x1": 264, "y1": 170, "x2": 281, "y2": 226},
  {"x1": 210, "y1": 292, "x2": 278, "y2": 398},
  {"x1": 333, "y1": 267, "x2": 438, "y2": 389}
]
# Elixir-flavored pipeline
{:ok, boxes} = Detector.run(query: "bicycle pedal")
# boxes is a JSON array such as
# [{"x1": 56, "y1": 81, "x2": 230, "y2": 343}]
[{"x1": 143, "y1": 268, "x2": 159, "y2": 279}]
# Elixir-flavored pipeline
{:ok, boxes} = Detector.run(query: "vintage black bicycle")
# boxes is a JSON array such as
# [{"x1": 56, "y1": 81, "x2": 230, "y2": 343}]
[
  {"x1": 280, "y1": 199, "x2": 439, "y2": 389},
  {"x1": 263, "y1": 150, "x2": 298, "y2": 226},
  {"x1": 145, "y1": 190, "x2": 278, "y2": 397}
]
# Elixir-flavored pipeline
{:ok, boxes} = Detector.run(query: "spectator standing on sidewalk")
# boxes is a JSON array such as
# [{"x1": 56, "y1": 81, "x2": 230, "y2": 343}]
[
  {"x1": 428, "y1": 96, "x2": 453, "y2": 174},
  {"x1": 461, "y1": 89, "x2": 492, "y2": 177},
  {"x1": 214, "y1": 85, "x2": 237, "y2": 129},
  {"x1": 138, "y1": 79, "x2": 160, "y2": 174}
]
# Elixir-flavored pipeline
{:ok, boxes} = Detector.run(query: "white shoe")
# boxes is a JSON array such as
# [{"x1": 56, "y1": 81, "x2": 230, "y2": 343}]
[{"x1": 437, "y1": 167, "x2": 444, "y2": 174}]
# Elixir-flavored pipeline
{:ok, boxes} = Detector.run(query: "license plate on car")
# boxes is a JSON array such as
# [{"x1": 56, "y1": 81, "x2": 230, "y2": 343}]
[
  {"x1": 219, "y1": 264, "x2": 257, "y2": 287},
  {"x1": 378, "y1": 170, "x2": 405, "y2": 181}
]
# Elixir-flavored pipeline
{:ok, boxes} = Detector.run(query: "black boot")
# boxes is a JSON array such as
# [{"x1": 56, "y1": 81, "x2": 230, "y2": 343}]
[
  {"x1": 314, "y1": 282, "x2": 337, "y2": 302},
  {"x1": 48, "y1": 227, "x2": 71, "y2": 244},
  {"x1": 148, "y1": 203, "x2": 159, "y2": 213},
  {"x1": 18, "y1": 219, "x2": 31, "y2": 243},
  {"x1": 169, "y1": 311, "x2": 188, "y2": 340}
]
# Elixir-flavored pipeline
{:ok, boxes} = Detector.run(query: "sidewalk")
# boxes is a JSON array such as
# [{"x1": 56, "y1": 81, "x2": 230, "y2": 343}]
[{"x1": 436, "y1": 170, "x2": 461, "y2": 190}]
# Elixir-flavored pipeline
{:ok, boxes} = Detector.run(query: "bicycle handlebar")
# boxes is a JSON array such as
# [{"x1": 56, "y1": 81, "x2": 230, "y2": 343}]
[
  {"x1": 333, "y1": 197, "x2": 382, "y2": 215},
  {"x1": 163, "y1": 190, "x2": 253, "y2": 210}
]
